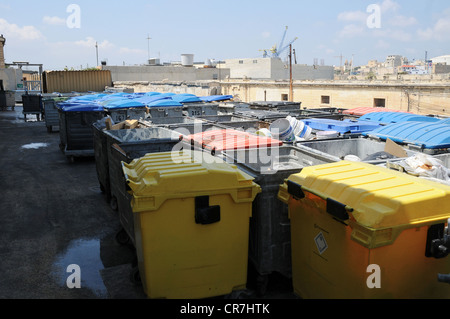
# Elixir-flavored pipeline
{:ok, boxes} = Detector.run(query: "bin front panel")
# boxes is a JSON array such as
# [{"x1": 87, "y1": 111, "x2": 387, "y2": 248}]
[{"x1": 122, "y1": 150, "x2": 261, "y2": 299}]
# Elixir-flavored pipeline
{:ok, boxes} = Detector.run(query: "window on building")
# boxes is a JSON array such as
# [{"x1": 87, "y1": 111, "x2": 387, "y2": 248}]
[
  {"x1": 253, "y1": 60, "x2": 258, "y2": 64},
  {"x1": 321, "y1": 95, "x2": 330, "y2": 104},
  {"x1": 239, "y1": 60, "x2": 244, "y2": 64},
  {"x1": 212, "y1": 74, "x2": 218, "y2": 80},
  {"x1": 281, "y1": 94, "x2": 289, "y2": 101},
  {"x1": 374, "y1": 98, "x2": 386, "y2": 108}
]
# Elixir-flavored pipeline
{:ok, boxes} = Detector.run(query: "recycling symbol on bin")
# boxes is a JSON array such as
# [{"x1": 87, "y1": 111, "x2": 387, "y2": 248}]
[{"x1": 314, "y1": 232, "x2": 328, "y2": 255}]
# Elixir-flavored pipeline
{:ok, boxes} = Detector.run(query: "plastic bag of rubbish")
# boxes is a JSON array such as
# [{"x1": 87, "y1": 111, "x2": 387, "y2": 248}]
[{"x1": 398, "y1": 153, "x2": 450, "y2": 181}]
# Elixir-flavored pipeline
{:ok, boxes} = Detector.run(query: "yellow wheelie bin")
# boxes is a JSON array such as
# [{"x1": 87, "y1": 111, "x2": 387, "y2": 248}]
[
  {"x1": 278, "y1": 160, "x2": 450, "y2": 299},
  {"x1": 122, "y1": 150, "x2": 261, "y2": 299}
]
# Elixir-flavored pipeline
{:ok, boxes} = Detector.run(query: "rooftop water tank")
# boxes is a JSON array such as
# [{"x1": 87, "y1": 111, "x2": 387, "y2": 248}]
[{"x1": 181, "y1": 54, "x2": 194, "y2": 67}]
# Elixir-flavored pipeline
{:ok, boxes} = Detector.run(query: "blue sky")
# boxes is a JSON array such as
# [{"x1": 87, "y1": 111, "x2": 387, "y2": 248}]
[{"x1": 1, "y1": 0, "x2": 449, "y2": 71}]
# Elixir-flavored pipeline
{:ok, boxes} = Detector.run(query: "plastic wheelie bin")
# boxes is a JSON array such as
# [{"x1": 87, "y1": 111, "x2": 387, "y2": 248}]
[
  {"x1": 122, "y1": 150, "x2": 261, "y2": 299},
  {"x1": 278, "y1": 160, "x2": 450, "y2": 299}
]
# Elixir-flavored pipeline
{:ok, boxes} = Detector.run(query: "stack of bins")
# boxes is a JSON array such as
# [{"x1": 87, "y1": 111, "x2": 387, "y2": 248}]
[
  {"x1": 222, "y1": 145, "x2": 336, "y2": 294},
  {"x1": 57, "y1": 102, "x2": 105, "y2": 162},
  {"x1": 278, "y1": 160, "x2": 450, "y2": 299},
  {"x1": 122, "y1": 150, "x2": 262, "y2": 299}
]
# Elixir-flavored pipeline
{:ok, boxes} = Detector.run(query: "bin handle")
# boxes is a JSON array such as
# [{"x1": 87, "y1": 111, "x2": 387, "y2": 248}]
[
  {"x1": 195, "y1": 196, "x2": 220, "y2": 225},
  {"x1": 287, "y1": 180, "x2": 353, "y2": 221}
]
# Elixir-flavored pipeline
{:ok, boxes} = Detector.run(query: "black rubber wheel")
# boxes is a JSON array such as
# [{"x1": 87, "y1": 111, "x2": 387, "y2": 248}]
[
  {"x1": 115, "y1": 228, "x2": 130, "y2": 245},
  {"x1": 130, "y1": 266, "x2": 141, "y2": 285}
]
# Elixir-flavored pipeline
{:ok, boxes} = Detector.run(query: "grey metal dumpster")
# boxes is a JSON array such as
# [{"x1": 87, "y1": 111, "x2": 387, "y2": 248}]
[
  {"x1": 186, "y1": 103, "x2": 219, "y2": 117},
  {"x1": 296, "y1": 136, "x2": 420, "y2": 165},
  {"x1": 44, "y1": 97, "x2": 69, "y2": 132},
  {"x1": 22, "y1": 94, "x2": 43, "y2": 121},
  {"x1": 57, "y1": 103, "x2": 105, "y2": 162},
  {"x1": 96, "y1": 126, "x2": 182, "y2": 209},
  {"x1": 222, "y1": 145, "x2": 335, "y2": 295},
  {"x1": 106, "y1": 107, "x2": 148, "y2": 123}
]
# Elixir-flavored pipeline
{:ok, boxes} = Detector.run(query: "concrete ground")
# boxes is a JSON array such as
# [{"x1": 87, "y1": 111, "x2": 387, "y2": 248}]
[{"x1": 0, "y1": 104, "x2": 297, "y2": 301}]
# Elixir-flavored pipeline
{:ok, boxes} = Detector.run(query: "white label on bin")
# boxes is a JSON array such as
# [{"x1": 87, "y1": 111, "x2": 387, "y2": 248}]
[{"x1": 314, "y1": 232, "x2": 328, "y2": 255}]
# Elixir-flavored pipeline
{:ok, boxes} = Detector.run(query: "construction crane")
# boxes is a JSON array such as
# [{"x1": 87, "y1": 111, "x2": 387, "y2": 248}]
[{"x1": 260, "y1": 26, "x2": 298, "y2": 59}]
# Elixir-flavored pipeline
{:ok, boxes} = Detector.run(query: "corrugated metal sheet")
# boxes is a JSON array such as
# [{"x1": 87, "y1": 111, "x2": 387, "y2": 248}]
[{"x1": 43, "y1": 70, "x2": 112, "y2": 93}]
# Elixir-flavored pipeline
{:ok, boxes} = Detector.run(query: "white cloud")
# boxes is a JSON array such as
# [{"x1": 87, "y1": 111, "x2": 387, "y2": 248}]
[
  {"x1": 0, "y1": 19, "x2": 43, "y2": 40},
  {"x1": 75, "y1": 37, "x2": 114, "y2": 50},
  {"x1": 338, "y1": 11, "x2": 367, "y2": 23},
  {"x1": 417, "y1": 10, "x2": 450, "y2": 41},
  {"x1": 372, "y1": 28, "x2": 412, "y2": 42},
  {"x1": 43, "y1": 16, "x2": 66, "y2": 26},
  {"x1": 338, "y1": 24, "x2": 365, "y2": 38},
  {"x1": 389, "y1": 15, "x2": 418, "y2": 27},
  {"x1": 380, "y1": 0, "x2": 400, "y2": 13}
]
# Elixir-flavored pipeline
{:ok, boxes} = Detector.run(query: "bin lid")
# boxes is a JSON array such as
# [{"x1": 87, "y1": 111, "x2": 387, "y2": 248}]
[
  {"x1": 186, "y1": 129, "x2": 283, "y2": 152},
  {"x1": 171, "y1": 94, "x2": 202, "y2": 103},
  {"x1": 122, "y1": 150, "x2": 261, "y2": 212},
  {"x1": 103, "y1": 99, "x2": 146, "y2": 109},
  {"x1": 360, "y1": 112, "x2": 441, "y2": 124},
  {"x1": 200, "y1": 95, "x2": 233, "y2": 102},
  {"x1": 144, "y1": 92, "x2": 161, "y2": 96},
  {"x1": 440, "y1": 118, "x2": 450, "y2": 125},
  {"x1": 134, "y1": 96, "x2": 172, "y2": 106},
  {"x1": 59, "y1": 103, "x2": 104, "y2": 112},
  {"x1": 363, "y1": 122, "x2": 450, "y2": 149},
  {"x1": 342, "y1": 107, "x2": 410, "y2": 116},
  {"x1": 148, "y1": 99, "x2": 183, "y2": 107},
  {"x1": 301, "y1": 118, "x2": 382, "y2": 134},
  {"x1": 284, "y1": 160, "x2": 450, "y2": 229}
]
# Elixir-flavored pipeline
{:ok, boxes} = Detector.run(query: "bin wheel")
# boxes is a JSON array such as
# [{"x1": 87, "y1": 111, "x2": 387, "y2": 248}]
[
  {"x1": 99, "y1": 183, "x2": 106, "y2": 194},
  {"x1": 110, "y1": 196, "x2": 118, "y2": 211},
  {"x1": 67, "y1": 156, "x2": 75, "y2": 163},
  {"x1": 130, "y1": 266, "x2": 141, "y2": 285},
  {"x1": 115, "y1": 228, "x2": 130, "y2": 245},
  {"x1": 256, "y1": 274, "x2": 269, "y2": 297}
]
